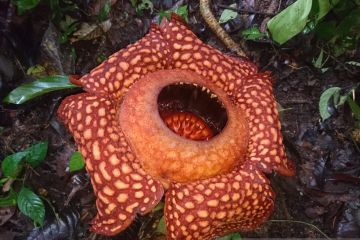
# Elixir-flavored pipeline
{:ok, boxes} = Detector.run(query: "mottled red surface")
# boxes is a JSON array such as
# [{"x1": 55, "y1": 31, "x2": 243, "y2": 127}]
[
  {"x1": 58, "y1": 14, "x2": 295, "y2": 239},
  {"x1": 162, "y1": 112, "x2": 213, "y2": 141}
]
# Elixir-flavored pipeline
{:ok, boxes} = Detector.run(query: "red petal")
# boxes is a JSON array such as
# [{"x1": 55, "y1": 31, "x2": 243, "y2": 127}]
[
  {"x1": 160, "y1": 15, "x2": 258, "y2": 90},
  {"x1": 161, "y1": 17, "x2": 294, "y2": 176},
  {"x1": 165, "y1": 165, "x2": 275, "y2": 239},
  {"x1": 78, "y1": 24, "x2": 170, "y2": 99},
  {"x1": 57, "y1": 93, "x2": 164, "y2": 235},
  {"x1": 235, "y1": 72, "x2": 295, "y2": 176}
]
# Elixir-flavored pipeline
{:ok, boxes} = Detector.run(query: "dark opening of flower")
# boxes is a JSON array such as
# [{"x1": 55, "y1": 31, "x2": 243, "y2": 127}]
[
  {"x1": 58, "y1": 14, "x2": 295, "y2": 239},
  {"x1": 158, "y1": 82, "x2": 228, "y2": 140}
]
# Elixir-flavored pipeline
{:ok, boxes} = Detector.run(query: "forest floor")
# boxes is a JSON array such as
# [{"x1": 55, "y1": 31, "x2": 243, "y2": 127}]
[{"x1": 0, "y1": 0, "x2": 359, "y2": 239}]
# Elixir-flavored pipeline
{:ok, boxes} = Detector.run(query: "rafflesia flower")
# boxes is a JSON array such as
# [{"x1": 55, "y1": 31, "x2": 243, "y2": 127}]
[{"x1": 58, "y1": 15, "x2": 295, "y2": 239}]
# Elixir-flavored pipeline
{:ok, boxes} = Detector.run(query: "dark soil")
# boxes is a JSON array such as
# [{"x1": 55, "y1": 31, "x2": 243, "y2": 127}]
[{"x1": 1, "y1": 0, "x2": 360, "y2": 239}]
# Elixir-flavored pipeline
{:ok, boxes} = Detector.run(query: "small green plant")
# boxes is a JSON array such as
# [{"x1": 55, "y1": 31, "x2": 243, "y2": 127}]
[
  {"x1": 59, "y1": 15, "x2": 79, "y2": 44},
  {"x1": 319, "y1": 86, "x2": 360, "y2": 125},
  {"x1": 159, "y1": 5, "x2": 189, "y2": 23},
  {"x1": 319, "y1": 87, "x2": 347, "y2": 121},
  {"x1": 267, "y1": 0, "x2": 360, "y2": 56},
  {"x1": 348, "y1": 97, "x2": 360, "y2": 127},
  {"x1": 346, "y1": 61, "x2": 360, "y2": 67},
  {"x1": 312, "y1": 49, "x2": 329, "y2": 73},
  {"x1": 151, "y1": 201, "x2": 165, "y2": 235},
  {"x1": 315, "y1": 1, "x2": 360, "y2": 56},
  {"x1": 131, "y1": 0, "x2": 154, "y2": 14},
  {"x1": 69, "y1": 151, "x2": 85, "y2": 172},
  {"x1": 241, "y1": 27, "x2": 267, "y2": 41},
  {"x1": 155, "y1": 216, "x2": 166, "y2": 235},
  {"x1": 26, "y1": 65, "x2": 46, "y2": 77},
  {"x1": 218, "y1": 3, "x2": 238, "y2": 24},
  {"x1": 267, "y1": 0, "x2": 340, "y2": 44},
  {"x1": 10, "y1": 0, "x2": 101, "y2": 44},
  {"x1": 11, "y1": 0, "x2": 41, "y2": 14},
  {"x1": 0, "y1": 142, "x2": 48, "y2": 225},
  {"x1": 97, "y1": 0, "x2": 111, "y2": 22},
  {"x1": 217, "y1": 233, "x2": 242, "y2": 240}
]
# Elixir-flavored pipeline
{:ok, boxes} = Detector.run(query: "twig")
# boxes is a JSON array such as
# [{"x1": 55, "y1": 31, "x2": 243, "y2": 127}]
[
  {"x1": 40, "y1": 196, "x2": 59, "y2": 220},
  {"x1": 319, "y1": 47, "x2": 356, "y2": 75},
  {"x1": 278, "y1": 0, "x2": 283, "y2": 12},
  {"x1": 199, "y1": 0, "x2": 247, "y2": 58},
  {"x1": 269, "y1": 219, "x2": 331, "y2": 239},
  {"x1": 2, "y1": 178, "x2": 15, "y2": 192},
  {"x1": 217, "y1": 4, "x2": 276, "y2": 16}
]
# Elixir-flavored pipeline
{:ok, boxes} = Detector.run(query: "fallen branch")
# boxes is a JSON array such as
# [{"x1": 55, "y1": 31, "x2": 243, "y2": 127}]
[{"x1": 199, "y1": 0, "x2": 247, "y2": 58}]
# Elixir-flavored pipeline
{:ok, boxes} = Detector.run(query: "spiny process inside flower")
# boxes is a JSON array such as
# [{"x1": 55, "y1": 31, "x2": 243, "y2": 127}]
[
  {"x1": 58, "y1": 14, "x2": 295, "y2": 239},
  {"x1": 158, "y1": 82, "x2": 228, "y2": 141},
  {"x1": 162, "y1": 111, "x2": 214, "y2": 141}
]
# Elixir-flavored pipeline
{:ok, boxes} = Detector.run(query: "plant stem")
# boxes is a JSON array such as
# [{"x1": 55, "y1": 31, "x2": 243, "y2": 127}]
[{"x1": 269, "y1": 219, "x2": 331, "y2": 239}]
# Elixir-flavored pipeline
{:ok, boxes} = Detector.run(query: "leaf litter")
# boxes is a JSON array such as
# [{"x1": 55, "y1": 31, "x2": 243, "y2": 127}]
[{"x1": 0, "y1": 0, "x2": 359, "y2": 239}]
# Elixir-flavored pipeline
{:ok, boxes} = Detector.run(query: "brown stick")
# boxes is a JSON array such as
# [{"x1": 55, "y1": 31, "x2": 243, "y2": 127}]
[{"x1": 199, "y1": 0, "x2": 247, "y2": 58}]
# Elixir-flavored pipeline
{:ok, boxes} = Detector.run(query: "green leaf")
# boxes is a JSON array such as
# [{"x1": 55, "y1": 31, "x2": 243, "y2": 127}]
[
  {"x1": 313, "y1": 49, "x2": 324, "y2": 68},
  {"x1": 98, "y1": 1, "x2": 111, "y2": 22},
  {"x1": 346, "y1": 61, "x2": 360, "y2": 67},
  {"x1": 334, "y1": 8, "x2": 360, "y2": 37},
  {"x1": 312, "y1": 0, "x2": 340, "y2": 21},
  {"x1": 17, "y1": 187, "x2": 45, "y2": 226},
  {"x1": 152, "y1": 201, "x2": 164, "y2": 212},
  {"x1": 0, "y1": 177, "x2": 8, "y2": 185},
  {"x1": 347, "y1": 98, "x2": 360, "y2": 121},
  {"x1": 159, "y1": 10, "x2": 171, "y2": 23},
  {"x1": 155, "y1": 216, "x2": 166, "y2": 234},
  {"x1": 1, "y1": 142, "x2": 48, "y2": 178},
  {"x1": 217, "y1": 232, "x2": 242, "y2": 240},
  {"x1": 332, "y1": 89, "x2": 349, "y2": 108},
  {"x1": 137, "y1": 0, "x2": 153, "y2": 14},
  {"x1": 130, "y1": 0, "x2": 137, "y2": 8},
  {"x1": 12, "y1": 0, "x2": 41, "y2": 14},
  {"x1": 25, "y1": 142, "x2": 48, "y2": 167},
  {"x1": 0, "y1": 190, "x2": 17, "y2": 207},
  {"x1": 267, "y1": 0, "x2": 313, "y2": 44},
  {"x1": 3, "y1": 75, "x2": 78, "y2": 104},
  {"x1": 312, "y1": 49, "x2": 329, "y2": 69},
  {"x1": 175, "y1": 5, "x2": 189, "y2": 23},
  {"x1": 59, "y1": 16, "x2": 79, "y2": 44},
  {"x1": 319, "y1": 87, "x2": 341, "y2": 121},
  {"x1": 219, "y1": 4, "x2": 238, "y2": 24},
  {"x1": 241, "y1": 27, "x2": 266, "y2": 40},
  {"x1": 26, "y1": 65, "x2": 46, "y2": 76},
  {"x1": 158, "y1": 5, "x2": 189, "y2": 24},
  {"x1": 96, "y1": 55, "x2": 107, "y2": 64},
  {"x1": 69, "y1": 151, "x2": 85, "y2": 172},
  {"x1": 1, "y1": 151, "x2": 27, "y2": 178},
  {"x1": 337, "y1": 95, "x2": 348, "y2": 107}
]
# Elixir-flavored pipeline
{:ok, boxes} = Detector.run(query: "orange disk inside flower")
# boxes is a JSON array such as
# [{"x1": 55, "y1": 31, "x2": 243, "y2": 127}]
[
  {"x1": 119, "y1": 70, "x2": 249, "y2": 185},
  {"x1": 161, "y1": 111, "x2": 214, "y2": 141}
]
